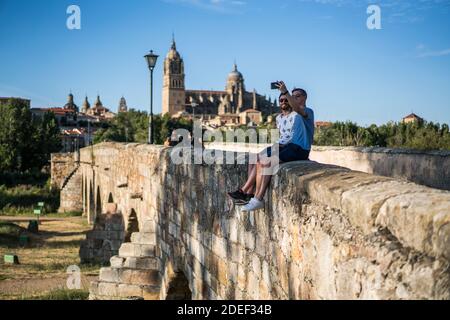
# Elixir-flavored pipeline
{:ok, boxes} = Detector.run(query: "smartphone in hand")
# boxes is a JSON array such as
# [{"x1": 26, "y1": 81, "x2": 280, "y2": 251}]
[{"x1": 271, "y1": 82, "x2": 280, "y2": 90}]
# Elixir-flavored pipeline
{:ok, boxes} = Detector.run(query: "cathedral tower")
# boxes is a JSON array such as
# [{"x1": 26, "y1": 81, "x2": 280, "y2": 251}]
[
  {"x1": 81, "y1": 96, "x2": 90, "y2": 113},
  {"x1": 118, "y1": 96, "x2": 128, "y2": 113},
  {"x1": 226, "y1": 63, "x2": 245, "y2": 113},
  {"x1": 162, "y1": 37, "x2": 186, "y2": 115}
]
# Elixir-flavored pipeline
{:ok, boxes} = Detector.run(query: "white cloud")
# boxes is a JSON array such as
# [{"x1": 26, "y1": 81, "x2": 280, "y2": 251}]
[
  {"x1": 418, "y1": 48, "x2": 450, "y2": 58},
  {"x1": 415, "y1": 43, "x2": 450, "y2": 58},
  {"x1": 162, "y1": 0, "x2": 247, "y2": 13},
  {"x1": 297, "y1": 0, "x2": 450, "y2": 23}
]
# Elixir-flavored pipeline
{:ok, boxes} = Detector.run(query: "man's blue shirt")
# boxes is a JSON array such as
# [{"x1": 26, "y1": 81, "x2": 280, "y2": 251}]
[{"x1": 290, "y1": 107, "x2": 315, "y2": 151}]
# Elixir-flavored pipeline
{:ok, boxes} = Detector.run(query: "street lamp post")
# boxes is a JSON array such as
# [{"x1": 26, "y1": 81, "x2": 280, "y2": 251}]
[
  {"x1": 191, "y1": 102, "x2": 198, "y2": 139},
  {"x1": 144, "y1": 50, "x2": 159, "y2": 144},
  {"x1": 191, "y1": 102, "x2": 198, "y2": 120}
]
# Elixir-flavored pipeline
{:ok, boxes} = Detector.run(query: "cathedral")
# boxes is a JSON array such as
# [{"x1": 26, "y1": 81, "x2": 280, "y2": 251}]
[{"x1": 162, "y1": 38, "x2": 279, "y2": 126}]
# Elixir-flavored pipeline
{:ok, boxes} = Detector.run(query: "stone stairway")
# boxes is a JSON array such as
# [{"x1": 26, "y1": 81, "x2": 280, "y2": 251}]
[
  {"x1": 89, "y1": 230, "x2": 161, "y2": 300},
  {"x1": 61, "y1": 165, "x2": 80, "y2": 190},
  {"x1": 58, "y1": 165, "x2": 83, "y2": 213}
]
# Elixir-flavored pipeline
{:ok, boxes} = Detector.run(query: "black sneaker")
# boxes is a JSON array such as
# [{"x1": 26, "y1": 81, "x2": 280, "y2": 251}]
[
  {"x1": 228, "y1": 189, "x2": 254, "y2": 205},
  {"x1": 234, "y1": 196, "x2": 254, "y2": 205}
]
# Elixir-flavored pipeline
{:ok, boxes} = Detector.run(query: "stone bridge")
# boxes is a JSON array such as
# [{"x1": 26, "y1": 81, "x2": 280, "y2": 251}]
[{"x1": 52, "y1": 143, "x2": 450, "y2": 300}]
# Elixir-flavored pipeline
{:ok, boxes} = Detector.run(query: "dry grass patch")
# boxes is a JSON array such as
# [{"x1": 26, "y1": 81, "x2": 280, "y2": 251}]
[{"x1": 0, "y1": 216, "x2": 100, "y2": 300}]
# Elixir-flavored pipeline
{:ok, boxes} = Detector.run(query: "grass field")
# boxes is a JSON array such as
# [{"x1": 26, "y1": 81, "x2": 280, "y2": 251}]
[
  {"x1": 0, "y1": 217, "x2": 99, "y2": 300},
  {"x1": 0, "y1": 183, "x2": 61, "y2": 216}
]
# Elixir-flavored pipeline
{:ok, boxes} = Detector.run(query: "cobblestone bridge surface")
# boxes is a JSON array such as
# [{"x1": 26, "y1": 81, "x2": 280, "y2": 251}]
[{"x1": 52, "y1": 143, "x2": 450, "y2": 300}]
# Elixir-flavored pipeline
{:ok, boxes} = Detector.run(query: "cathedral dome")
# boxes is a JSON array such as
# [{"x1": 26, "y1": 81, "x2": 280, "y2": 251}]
[
  {"x1": 228, "y1": 63, "x2": 243, "y2": 82},
  {"x1": 63, "y1": 93, "x2": 78, "y2": 112}
]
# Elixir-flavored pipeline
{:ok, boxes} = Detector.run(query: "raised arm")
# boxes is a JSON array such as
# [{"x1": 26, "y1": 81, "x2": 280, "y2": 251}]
[{"x1": 277, "y1": 81, "x2": 307, "y2": 118}]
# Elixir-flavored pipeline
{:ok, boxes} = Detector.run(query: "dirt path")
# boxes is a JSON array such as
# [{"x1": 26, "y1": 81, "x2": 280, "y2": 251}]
[
  {"x1": 0, "y1": 216, "x2": 69, "y2": 222},
  {"x1": 0, "y1": 216, "x2": 100, "y2": 299},
  {"x1": 0, "y1": 275, "x2": 98, "y2": 297}
]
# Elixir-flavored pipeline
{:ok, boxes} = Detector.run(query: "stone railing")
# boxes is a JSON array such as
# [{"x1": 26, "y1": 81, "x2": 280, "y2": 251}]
[
  {"x1": 310, "y1": 146, "x2": 450, "y2": 191},
  {"x1": 68, "y1": 143, "x2": 450, "y2": 299}
]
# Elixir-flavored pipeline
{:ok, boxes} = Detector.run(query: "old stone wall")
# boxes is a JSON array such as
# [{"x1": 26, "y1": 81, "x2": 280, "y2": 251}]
[
  {"x1": 51, "y1": 152, "x2": 83, "y2": 213},
  {"x1": 79, "y1": 204, "x2": 125, "y2": 265},
  {"x1": 50, "y1": 153, "x2": 76, "y2": 189},
  {"x1": 310, "y1": 146, "x2": 450, "y2": 191},
  {"x1": 60, "y1": 143, "x2": 450, "y2": 300}
]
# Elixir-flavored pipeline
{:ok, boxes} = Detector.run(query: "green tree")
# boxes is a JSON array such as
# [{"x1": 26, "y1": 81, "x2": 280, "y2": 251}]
[
  {"x1": 0, "y1": 99, "x2": 61, "y2": 173},
  {"x1": 0, "y1": 99, "x2": 32, "y2": 172},
  {"x1": 26, "y1": 111, "x2": 62, "y2": 170}
]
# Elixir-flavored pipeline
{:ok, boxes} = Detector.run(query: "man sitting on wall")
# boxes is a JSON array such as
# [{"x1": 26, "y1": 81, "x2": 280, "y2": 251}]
[{"x1": 228, "y1": 85, "x2": 314, "y2": 211}]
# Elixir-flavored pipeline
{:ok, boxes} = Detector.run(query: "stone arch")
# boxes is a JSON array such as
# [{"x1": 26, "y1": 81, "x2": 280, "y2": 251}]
[
  {"x1": 88, "y1": 181, "x2": 95, "y2": 224},
  {"x1": 124, "y1": 209, "x2": 139, "y2": 242},
  {"x1": 166, "y1": 272, "x2": 192, "y2": 300},
  {"x1": 83, "y1": 176, "x2": 88, "y2": 217},
  {"x1": 107, "y1": 192, "x2": 114, "y2": 204},
  {"x1": 96, "y1": 185, "x2": 102, "y2": 216},
  {"x1": 81, "y1": 175, "x2": 84, "y2": 212}
]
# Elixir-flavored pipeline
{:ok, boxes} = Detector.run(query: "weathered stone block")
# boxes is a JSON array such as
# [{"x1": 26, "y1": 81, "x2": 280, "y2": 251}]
[
  {"x1": 119, "y1": 269, "x2": 160, "y2": 286},
  {"x1": 140, "y1": 244, "x2": 156, "y2": 257},
  {"x1": 342, "y1": 180, "x2": 435, "y2": 235},
  {"x1": 140, "y1": 232, "x2": 157, "y2": 245},
  {"x1": 99, "y1": 267, "x2": 120, "y2": 283},
  {"x1": 110, "y1": 256, "x2": 125, "y2": 268},
  {"x1": 143, "y1": 285, "x2": 161, "y2": 300},
  {"x1": 119, "y1": 243, "x2": 140, "y2": 257},
  {"x1": 376, "y1": 192, "x2": 450, "y2": 258},
  {"x1": 117, "y1": 284, "x2": 143, "y2": 297},
  {"x1": 98, "y1": 281, "x2": 118, "y2": 297},
  {"x1": 212, "y1": 235, "x2": 227, "y2": 260},
  {"x1": 89, "y1": 281, "x2": 99, "y2": 296}
]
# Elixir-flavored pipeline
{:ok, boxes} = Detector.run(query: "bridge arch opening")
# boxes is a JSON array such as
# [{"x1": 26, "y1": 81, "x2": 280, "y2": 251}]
[
  {"x1": 166, "y1": 272, "x2": 192, "y2": 300},
  {"x1": 124, "y1": 209, "x2": 139, "y2": 242},
  {"x1": 83, "y1": 176, "x2": 87, "y2": 216},
  {"x1": 96, "y1": 186, "x2": 102, "y2": 216},
  {"x1": 88, "y1": 181, "x2": 95, "y2": 224}
]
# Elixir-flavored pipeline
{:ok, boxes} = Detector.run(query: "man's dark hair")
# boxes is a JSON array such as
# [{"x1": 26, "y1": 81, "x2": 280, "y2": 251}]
[
  {"x1": 292, "y1": 88, "x2": 308, "y2": 99},
  {"x1": 278, "y1": 92, "x2": 286, "y2": 100}
]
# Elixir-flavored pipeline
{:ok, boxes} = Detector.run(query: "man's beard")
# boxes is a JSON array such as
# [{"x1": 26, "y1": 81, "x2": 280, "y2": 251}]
[{"x1": 281, "y1": 104, "x2": 291, "y2": 112}]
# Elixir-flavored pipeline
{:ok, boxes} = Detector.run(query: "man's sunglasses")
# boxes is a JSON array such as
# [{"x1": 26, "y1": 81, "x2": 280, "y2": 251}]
[{"x1": 279, "y1": 98, "x2": 288, "y2": 103}]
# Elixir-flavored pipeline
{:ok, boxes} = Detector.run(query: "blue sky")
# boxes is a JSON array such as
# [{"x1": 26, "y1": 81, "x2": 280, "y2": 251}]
[{"x1": 0, "y1": 0, "x2": 449, "y2": 125}]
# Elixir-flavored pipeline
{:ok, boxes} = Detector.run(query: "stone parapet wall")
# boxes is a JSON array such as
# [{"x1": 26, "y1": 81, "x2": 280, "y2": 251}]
[
  {"x1": 310, "y1": 146, "x2": 450, "y2": 191},
  {"x1": 68, "y1": 143, "x2": 450, "y2": 299}
]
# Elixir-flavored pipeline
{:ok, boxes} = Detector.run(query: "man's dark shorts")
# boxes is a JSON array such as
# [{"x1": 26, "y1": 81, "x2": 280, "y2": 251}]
[{"x1": 261, "y1": 143, "x2": 310, "y2": 163}]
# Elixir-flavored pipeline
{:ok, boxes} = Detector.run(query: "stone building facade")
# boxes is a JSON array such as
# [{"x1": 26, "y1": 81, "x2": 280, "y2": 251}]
[{"x1": 162, "y1": 39, "x2": 278, "y2": 126}]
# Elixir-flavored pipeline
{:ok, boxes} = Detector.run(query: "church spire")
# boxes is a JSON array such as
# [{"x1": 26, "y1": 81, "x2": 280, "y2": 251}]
[
  {"x1": 95, "y1": 94, "x2": 102, "y2": 107},
  {"x1": 171, "y1": 33, "x2": 176, "y2": 50},
  {"x1": 82, "y1": 95, "x2": 90, "y2": 113}
]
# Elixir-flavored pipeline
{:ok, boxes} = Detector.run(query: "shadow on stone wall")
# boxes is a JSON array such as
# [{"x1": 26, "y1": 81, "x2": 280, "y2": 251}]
[{"x1": 79, "y1": 212, "x2": 125, "y2": 265}]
